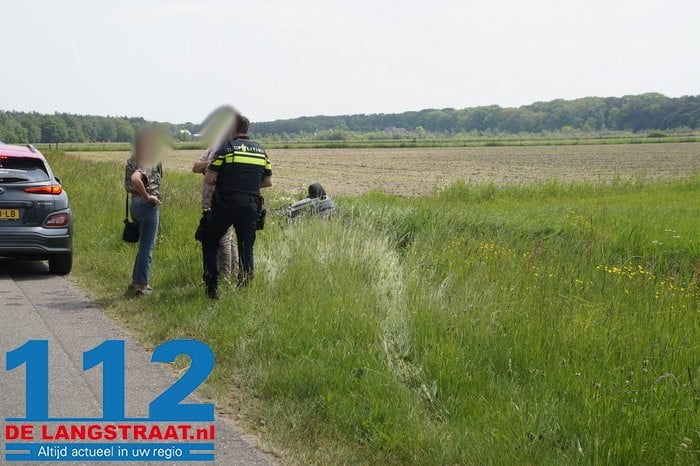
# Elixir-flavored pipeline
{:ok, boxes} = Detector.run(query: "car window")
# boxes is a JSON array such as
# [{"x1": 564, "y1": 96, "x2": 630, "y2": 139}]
[{"x1": 0, "y1": 157, "x2": 51, "y2": 182}]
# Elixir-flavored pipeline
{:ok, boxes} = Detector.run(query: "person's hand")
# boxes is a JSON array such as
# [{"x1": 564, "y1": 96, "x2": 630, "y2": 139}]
[{"x1": 147, "y1": 195, "x2": 161, "y2": 206}]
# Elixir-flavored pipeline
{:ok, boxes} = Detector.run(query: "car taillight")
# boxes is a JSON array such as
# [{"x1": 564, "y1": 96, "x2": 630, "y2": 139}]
[
  {"x1": 24, "y1": 185, "x2": 63, "y2": 195},
  {"x1": 44, "y1": 213, "x2": 70, "y2": 228}
]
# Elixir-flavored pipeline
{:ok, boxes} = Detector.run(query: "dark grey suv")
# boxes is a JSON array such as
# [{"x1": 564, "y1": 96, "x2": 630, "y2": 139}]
[{"x1": 0, "y1": 143, "x2": 73, "y2": 274}]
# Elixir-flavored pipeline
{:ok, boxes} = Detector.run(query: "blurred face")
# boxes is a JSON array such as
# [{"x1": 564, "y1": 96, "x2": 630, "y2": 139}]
[
  {"x1": 134, "y1": 127, "x2": 168, "y2": 166},
  {"x1": 199, "y1": 106, "x2": 237, "y2": 149},
  {"x1": 226, "y1": 119, "x2": 238, "y2": 139}
]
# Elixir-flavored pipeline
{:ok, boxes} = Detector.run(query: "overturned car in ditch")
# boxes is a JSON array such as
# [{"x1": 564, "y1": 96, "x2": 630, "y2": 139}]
[{"x1": 287, "y1": 183, "x2": 336, "y2": 219}]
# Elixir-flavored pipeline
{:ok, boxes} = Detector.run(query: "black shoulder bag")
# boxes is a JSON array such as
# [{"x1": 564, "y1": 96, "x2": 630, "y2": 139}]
[{"x1": 122, "y1": 193, "x2": 140, "y2": 243}]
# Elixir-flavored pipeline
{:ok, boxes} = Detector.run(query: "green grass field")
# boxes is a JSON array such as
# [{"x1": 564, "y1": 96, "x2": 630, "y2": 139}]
[{"x1": 49, "y1": 150, "x2": 699, "y2": 464}]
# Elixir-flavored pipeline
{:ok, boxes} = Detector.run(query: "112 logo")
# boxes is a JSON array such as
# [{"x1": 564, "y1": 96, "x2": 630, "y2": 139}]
[{"x1": 5, "y1": 339, "x2": 215, "y2": 422}]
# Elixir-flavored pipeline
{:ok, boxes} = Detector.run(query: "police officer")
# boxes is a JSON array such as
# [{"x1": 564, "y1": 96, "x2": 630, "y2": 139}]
[{"x1": 203, "y1": 115, "x2": 272, "y2": 299}]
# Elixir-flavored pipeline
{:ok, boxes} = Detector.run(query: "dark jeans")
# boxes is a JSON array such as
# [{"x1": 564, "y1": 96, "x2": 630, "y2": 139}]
[
  {"x1": 130, "y1": 196, "x2": 159, "y2": 285},
  {"x1": 203, "y1": 204, "x2": 257, "y2": 286}
]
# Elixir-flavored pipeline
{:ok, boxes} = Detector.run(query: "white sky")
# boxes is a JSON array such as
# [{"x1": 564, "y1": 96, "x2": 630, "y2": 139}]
[{"x1": 0, "y1": 0, "x2": 698, "y2": 123}]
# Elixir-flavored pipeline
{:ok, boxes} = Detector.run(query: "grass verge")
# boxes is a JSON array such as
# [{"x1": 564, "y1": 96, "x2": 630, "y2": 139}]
[{"x1": 51, "y1": 150, "x2": 699, "y2": 464}]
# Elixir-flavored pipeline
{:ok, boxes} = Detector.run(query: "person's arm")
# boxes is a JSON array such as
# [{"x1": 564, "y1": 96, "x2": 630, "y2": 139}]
[
  {"x1": 204, "y1": 169, "x2": 218, "y2": 185},
  {"x1": 205, "y1": 152, "x2": 226, "y2": 185},
  {"x1": 192, "y1": 150, "x2": 212, "y2": 174},
  {"x1": 131, "y1": 171, "x2": 161, "y2": 205},
  {"x1": 193, "y1": 159, "x2": 209, "y2": 174},
  {"x1": 260, "y1": 154, "x2": 272, "y2": 188}
]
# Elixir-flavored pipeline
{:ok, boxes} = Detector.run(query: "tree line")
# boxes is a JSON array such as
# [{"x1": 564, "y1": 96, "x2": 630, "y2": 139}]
[
  {"x1": 1, "y1": 93, "x2": 698, "y2": 145},
  {"x1": 253, "y1": 93, "x2": 700, "y2": 137},
  {"x1": 0, "y1": 111, "x2": 197, "y2": 145}
]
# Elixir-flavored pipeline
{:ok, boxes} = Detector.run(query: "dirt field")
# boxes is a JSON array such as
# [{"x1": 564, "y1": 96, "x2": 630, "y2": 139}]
[{"x1": 68, "y1": 142, "x2": 700, "y2": 196}]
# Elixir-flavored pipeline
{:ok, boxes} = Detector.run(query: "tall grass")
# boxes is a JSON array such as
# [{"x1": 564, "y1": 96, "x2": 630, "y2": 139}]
[{"x1": 50, "y1": 150, "x2": 699, "y2": 464}]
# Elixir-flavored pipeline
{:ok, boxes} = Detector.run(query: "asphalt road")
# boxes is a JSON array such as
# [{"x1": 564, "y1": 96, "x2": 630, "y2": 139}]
[{"x1": 0, "y1": 259, "x2": 274, "y2": 465}]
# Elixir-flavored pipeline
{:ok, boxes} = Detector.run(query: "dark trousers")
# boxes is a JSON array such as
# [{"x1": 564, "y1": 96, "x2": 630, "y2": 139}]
[{"x1": 203, "y1": 203, "x2": 257, "y2": 286}]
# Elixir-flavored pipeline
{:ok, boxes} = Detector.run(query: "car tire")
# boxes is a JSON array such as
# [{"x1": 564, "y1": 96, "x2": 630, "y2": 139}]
[{"x1": 49, "y1": 252, "x2": 73, "y2": 275}]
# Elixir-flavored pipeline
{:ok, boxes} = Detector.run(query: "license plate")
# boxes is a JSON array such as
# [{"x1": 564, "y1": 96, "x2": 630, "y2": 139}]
[{"x1": 0, "y1": 209, "x2": 20, "y2": 220}]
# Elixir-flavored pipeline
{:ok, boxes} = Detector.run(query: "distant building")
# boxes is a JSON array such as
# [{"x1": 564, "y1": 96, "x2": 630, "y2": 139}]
[
  {"x1": 176, "y1": 129, "x2": 193, "y2": 141},
  {"x1": 382, "y1": 126, "x2": 407, "y2": 133}
]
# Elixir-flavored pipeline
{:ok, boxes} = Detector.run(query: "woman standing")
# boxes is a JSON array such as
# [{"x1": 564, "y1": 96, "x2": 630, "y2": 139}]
[{"x1": 125, "y1": 128, "x2": 163, "y2": 295}]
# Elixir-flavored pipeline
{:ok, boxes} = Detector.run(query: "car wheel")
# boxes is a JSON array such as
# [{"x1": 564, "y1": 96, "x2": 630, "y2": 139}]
[{"x1": 49, "y1": 252, "x2": 73, "y2": 275}]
